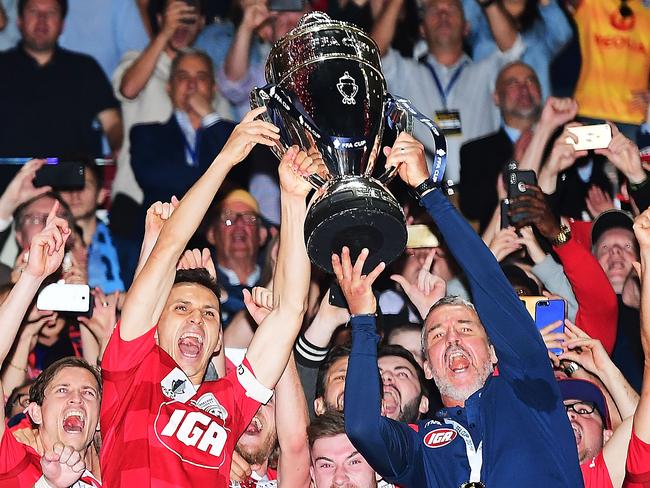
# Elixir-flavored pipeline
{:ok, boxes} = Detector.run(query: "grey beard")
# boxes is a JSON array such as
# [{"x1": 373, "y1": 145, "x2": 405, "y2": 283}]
[{"x1": 431, "y1": 360, "x2": 494, "y2": 405}]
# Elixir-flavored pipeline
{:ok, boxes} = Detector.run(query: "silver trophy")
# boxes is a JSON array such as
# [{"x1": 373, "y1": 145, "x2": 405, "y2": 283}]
[{"x1": 251, "y1": 12, "x2": 445, "y2": 273}]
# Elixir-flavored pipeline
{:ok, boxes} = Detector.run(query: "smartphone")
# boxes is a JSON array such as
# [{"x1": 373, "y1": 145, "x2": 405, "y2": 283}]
[
  {"x1": 269, "y1": 0, "x2": 304, "y2": 11},
  {"x1": 566, "y1": 124, "x2": 612, "y2": 151},
  {"x1": 500, "y1": 199, "x2": 511, "y2": 229},
  {"x1": 507, "y1": 169, "x2": 537, "y2": 199},
  {"x1": 406, "y1": 224, "x2": 439, "y2": 249},
  {"x1": 37, "y1": 282, "x2": 91, "y2": 313},
  {"x1": 520, "y1": 295, "x2": 545, "y2": 318},
  {"x1": 328, "y1": 283, "x2": 348, "y2": 309},
  {"x1": 34, "y1": 161, "x2": 84, "y2": 191},
  {"x1": 535, "y1": 299, "x2": 566, "y2": 355}
]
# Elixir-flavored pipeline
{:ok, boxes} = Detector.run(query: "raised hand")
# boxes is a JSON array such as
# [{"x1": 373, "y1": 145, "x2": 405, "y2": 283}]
[
  {"x1": 230, "y1": 450, "x2": 252, "y2": 482},
  {"x1": 278, "y1": 145, "x2": 319, "y2": 198},
  {"x1": 558, "y1": 320, "x2": 611, "y2": 376},
  {"x1": 161, "y1": 0, "x2": 198, "y2": 39},
  {"x1": 0, "y1": 159, "x2": 51, "y2": 220},
  {"x1": 218, "y1": 107, "x2": 280, "y2": 167},
  {"x1": 243, "y1": 286, "x2": 274, "y2": 326},
  {"x1": 78, "y1": 288, "x2": 119, "y2": 357},
  {"x1": 585, "y1": 185, "x2": 615, "y2": 219},
  {"x1": 545, "y1": 123, "x2": 588, "y2": 175},
  {"x1": 23, "y1": 202, "x2": 70, "y2": 281},
  {"x1": 177, "y1": 248, "x2": 217, "y2": 281},
  {"x1": 539, "y1": 97, "x2": 578, "y2": 130},
  {"x1": 331, "y1": 247, "x2": 385, "y2": 315},
  {"x1": 391, "y1": 249, "x2": 446, "y2": 320},
  {"x1": 144, "y1": 196, "x2": 180, "y2": 244},
  {"x1": 384, "y1": 132, "x2": 429, "y2": 188},
  {"x1": 40, "y1": 442, "x2": 86, "y2": 488},
  {"x1": 517, "y1": 225, "x2": 547, "y2": 264},
  {"x1": 509, "y1": 185, "x2": 561, "y2": 239},
  {"x1": 240, "y1": 0, "x2": 271, "y2": 32},
  {"x1": 633, "y1": 207, "x2": 650, "y2": 253},
  {"x1": 488, "y1": 226, "x2": 522, "y2": 262},
  {"x1": 595, "y1": 123, "x2": 646, "y2": 184},
  {"x1": 538, "y1": 320, "x2": 568, "y2": 367}
]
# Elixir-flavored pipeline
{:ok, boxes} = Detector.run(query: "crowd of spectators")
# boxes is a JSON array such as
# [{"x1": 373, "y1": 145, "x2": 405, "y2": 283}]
[{"x1": 0, "y1": 0, "x2": 650, "y2": 486}]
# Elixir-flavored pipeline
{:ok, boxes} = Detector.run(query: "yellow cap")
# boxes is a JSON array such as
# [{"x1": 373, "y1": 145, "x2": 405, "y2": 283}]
[{"x1": 221, "y1": 189, "x2": 259, "y2": 214}]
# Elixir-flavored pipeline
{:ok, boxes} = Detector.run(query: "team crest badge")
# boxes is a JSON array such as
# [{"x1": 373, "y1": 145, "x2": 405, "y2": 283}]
[
  {"x1": 423, "y1": 428, "x2": 458, "y2": 448},
  {"x1": 161, "y1": 367, "x2": 197, "y2": 403}
]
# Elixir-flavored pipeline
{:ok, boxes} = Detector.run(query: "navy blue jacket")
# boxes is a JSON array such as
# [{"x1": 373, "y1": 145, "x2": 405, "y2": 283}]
[
  {"x1": 130, "y1": 115, "x2": 235, "y2": 212},
  {"x1": 344, "y1": 189, "x2": 583, "y2": 487}
]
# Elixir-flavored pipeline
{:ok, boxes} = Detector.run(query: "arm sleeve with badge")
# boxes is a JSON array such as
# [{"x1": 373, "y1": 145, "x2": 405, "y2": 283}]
[{"x1": 344, "y1": 314, "x2": 427, "y2": 486}]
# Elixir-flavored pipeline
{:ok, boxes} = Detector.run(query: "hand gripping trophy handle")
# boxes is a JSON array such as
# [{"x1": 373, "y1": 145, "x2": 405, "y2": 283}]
[
  {"x1": 376, "y1": 94, "x2": 449, "y2": 187},
  {"x1": 250, "y1": 85, "x2": 328, "y2": 190}
]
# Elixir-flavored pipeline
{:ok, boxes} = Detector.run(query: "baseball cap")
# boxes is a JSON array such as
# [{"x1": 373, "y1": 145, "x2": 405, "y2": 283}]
[
  {"x1": 220, "y1": 189, "x2": 260, "y2": 214},
  {"x1": 590, "y1": 209, "x2": 634, "y2": 246},
  {"x1": 558, "y1": 378, "x2": 611, "y2": 429}
]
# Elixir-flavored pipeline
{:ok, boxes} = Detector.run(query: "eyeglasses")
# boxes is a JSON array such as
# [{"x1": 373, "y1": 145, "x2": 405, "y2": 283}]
[
  {"x1": 219, "y1": 211, "x2": 258, "y2": 227},
  {"x1": 564, "y1": 401, "x2": 597, "y2": 417},
  {"x1": 619, "y1": 0, "x2": 632, "y2": 17}
]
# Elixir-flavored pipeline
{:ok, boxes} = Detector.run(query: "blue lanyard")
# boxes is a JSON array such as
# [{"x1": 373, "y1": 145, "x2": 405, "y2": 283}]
[
  {"x1": 421, "y1": 59, "x2": 469, "y2": 109},
  {"x1": 181, "y1": 132, "x2": 198, "y2": 166}
]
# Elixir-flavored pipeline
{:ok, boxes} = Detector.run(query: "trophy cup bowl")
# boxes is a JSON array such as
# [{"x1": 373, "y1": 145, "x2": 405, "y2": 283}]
[{"x1": 250, "y1": 11, "x2": 407, "y2": 273}]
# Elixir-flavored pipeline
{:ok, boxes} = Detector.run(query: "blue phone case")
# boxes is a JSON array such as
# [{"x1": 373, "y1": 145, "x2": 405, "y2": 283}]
[{"x1": 535, "y1": 299, "x2": 565, "y2": 355}]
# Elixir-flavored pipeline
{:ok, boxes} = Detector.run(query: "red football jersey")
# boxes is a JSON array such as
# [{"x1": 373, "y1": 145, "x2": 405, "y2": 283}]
[
  {"x1": 0, "y1": 426, "x2": 41, "y2": 488},
  {"x1": 100, "y1": 323, "x2": 269, "y2": 487}
]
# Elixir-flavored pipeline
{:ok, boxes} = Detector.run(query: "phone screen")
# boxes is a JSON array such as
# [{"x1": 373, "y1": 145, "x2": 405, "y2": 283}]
[{"x1": 535, "y1": 299, "x2": 565, "y2": 355}]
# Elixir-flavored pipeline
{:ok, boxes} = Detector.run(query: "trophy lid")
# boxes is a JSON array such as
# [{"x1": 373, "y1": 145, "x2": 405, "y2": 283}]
[{"x1": 265, "y1": 11, "x2": 383, "y2": 87}]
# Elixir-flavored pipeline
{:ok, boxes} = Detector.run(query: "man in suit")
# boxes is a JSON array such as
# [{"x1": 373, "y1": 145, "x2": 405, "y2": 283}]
[
  {"x1": 130, "y1": 48, "x2": 235, "y2": 221},
  {"x1": 459, "y1": 61, "x2": 542, "y2": 232}
]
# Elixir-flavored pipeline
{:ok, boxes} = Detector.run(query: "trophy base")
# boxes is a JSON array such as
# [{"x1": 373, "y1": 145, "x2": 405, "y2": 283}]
[{"x1": 305, "y1": 177, "x2": 407, "y2": 274}]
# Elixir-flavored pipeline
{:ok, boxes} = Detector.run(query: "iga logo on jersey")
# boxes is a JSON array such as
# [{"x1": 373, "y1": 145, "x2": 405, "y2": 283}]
[
  {"x1": 154, "y1": 402, "x2": 231, "y2": 469},
  {"x1": 423, "y1": 428, "x2": 457, "y2": 448}
]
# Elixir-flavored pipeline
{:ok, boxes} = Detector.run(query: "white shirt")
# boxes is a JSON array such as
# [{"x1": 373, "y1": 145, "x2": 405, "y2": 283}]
[{"x1": 380, "y1": 36, "x2": 525, "y2": 184}]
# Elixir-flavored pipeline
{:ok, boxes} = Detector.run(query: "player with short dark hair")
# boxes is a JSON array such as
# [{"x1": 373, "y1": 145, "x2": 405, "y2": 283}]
[{"x1": 99, "y1": 108, "x2": 317, "y2": 487}]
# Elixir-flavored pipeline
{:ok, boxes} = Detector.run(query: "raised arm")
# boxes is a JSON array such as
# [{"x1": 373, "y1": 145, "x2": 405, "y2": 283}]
[
  {"x1": 518, "y1": 97, "x2": 579, "y2": 175},
  {"x1": 510, "y1": 185, "x2": 618, "y2": 352},
  {"x1": 387, "y1": 133, "x2": 548, "y2": 373},
  {"x1": 119, "y1": 107, "x2": 279, "y2": 341},
  {"x1": 370, "y1": 0, "x2": 403, "y2": 56},
  {"x1": 244, "y1": 146, "x2": 313, "y2": 389},
  {"x1": 223, "y1": 1, "x2": 269, "y2": 82},
  {"x1": 0, "y1": 204, "x2": 70, "y2": 437},
  {"x1": 119, "y1": 1, "x2": 197, "y2": 99},
  {"x1": 275, "y1": 355, "x2": 311, "y2": 487},
  {"x1": 632, "y1": 208, "x2": 650, "y2": 440},
  {"x1": 338, "y1": 247, "x2": 422, "y2": 483},
  {"x1": 481, "y1": 0, "x2": 517, "y2": 52}
]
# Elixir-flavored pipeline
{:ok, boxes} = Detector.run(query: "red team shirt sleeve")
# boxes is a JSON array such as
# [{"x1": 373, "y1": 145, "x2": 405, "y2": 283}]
[
  {"x1": 0, "y1": 426, "x2": 42, "y2": 488},
  {"x1": 624, "y1": 429, "x2": 650, "y2": 487}
]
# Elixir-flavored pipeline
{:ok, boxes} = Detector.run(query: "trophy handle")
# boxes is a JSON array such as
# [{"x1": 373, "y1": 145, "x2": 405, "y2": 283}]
[
  {"x1": 376, "y1": 94, "x2": 448, "y2": 187},
  {"x1": 250, "y1": 85, "x2": 327, "y2": 190}
]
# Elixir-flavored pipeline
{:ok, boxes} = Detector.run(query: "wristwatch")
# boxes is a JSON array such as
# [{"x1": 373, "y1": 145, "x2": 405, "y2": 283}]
[
  {"x1": 551, "y1": 224, "x2": 572, "y2": 247},
  {"x1": 413, "y1": 178, "x2": 439, "y2": 199},
  {"x1": 477, "y1": 0, "x2": 496, "y2": 8}
]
